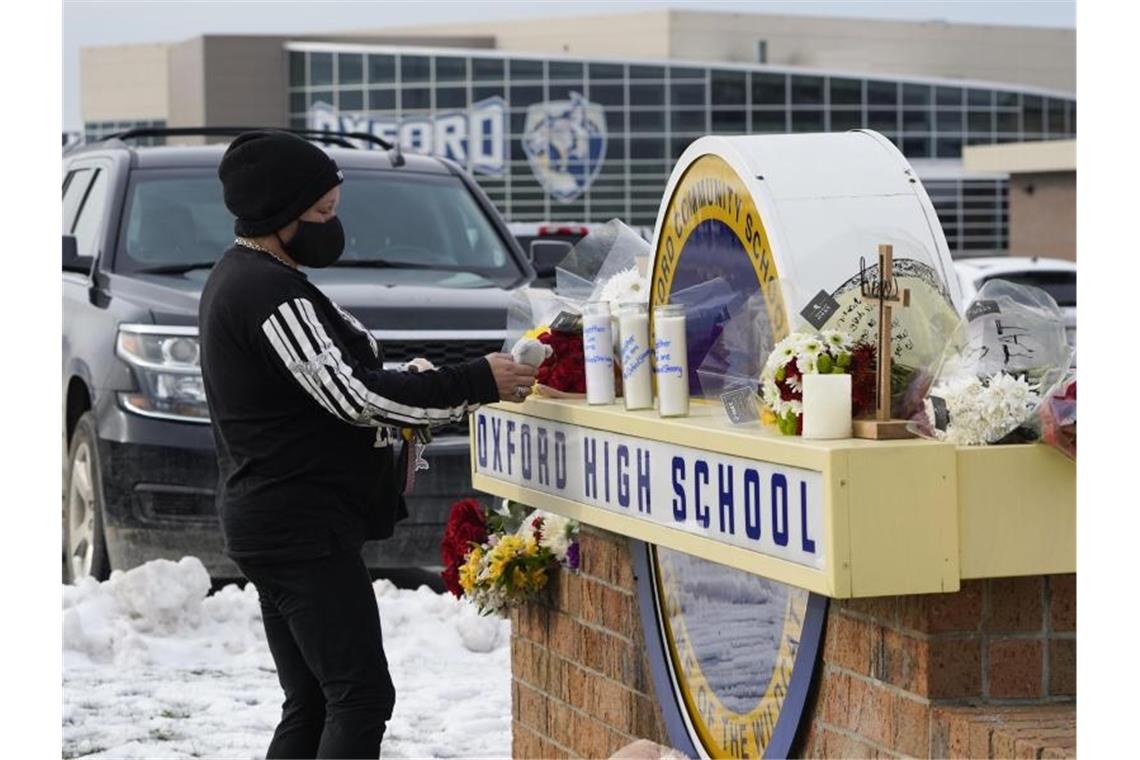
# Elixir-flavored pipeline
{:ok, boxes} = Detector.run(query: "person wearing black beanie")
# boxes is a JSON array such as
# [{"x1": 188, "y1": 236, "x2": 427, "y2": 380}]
[{"x1": 199, "y1": 130, "x2": 537, "y2": 759}]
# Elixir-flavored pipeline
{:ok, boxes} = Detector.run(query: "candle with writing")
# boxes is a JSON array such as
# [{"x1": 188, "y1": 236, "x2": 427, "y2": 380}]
[
  {"x1": 653, "y1": 304, "x2": 689, "y2": 417},
  {"x1": 618, "y1": 303, "x2": 653, "y2": 410},
  {"x1": 583, "y1": 301, "x2": 616, "y2": 405},
  {"x1": 801, "y1": 373, "x2": 853, "y2": 439}
]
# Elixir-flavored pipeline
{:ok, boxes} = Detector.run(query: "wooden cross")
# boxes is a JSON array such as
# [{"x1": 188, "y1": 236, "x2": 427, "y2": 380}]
[{"x1": 852, "y1": 244, "x2": 915, "y2": 439}]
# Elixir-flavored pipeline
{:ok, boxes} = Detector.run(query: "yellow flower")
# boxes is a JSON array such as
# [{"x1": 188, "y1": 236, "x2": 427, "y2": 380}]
[
  {"x1": 511, "y1": 567, "x2": 529, "y2": 590},
  {"x1": 487, "y1": 535, "x2": 526, "y2": 580},
  {"x1": 459, "y1": 546, "x2": 483, "y2": 595},
  {"x1": 524, "y1": 537, "x2": 539, "y2": 557},
  {"x1": 523, "y1": 324, "x2": 551, "y2": 341},
  {"x1": 760, "y1": 406, "x2": 778, "y2": 427},
  {"x1": 528, "y1": 567, "x2": 548, "y2": 590}
]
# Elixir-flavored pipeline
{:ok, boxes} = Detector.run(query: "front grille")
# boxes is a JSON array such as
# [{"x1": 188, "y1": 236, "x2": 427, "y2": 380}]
[{"x1": 380, "y1": 339, "x2": 505, "y2": 438}]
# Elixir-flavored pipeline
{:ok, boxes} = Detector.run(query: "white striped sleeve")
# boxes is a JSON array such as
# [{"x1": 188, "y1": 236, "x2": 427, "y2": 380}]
[{"x1": 261, "y1": 297, "x2": 479, "y2": 427}]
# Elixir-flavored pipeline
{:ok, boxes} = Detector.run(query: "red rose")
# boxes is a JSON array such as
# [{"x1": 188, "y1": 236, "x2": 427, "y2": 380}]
[
  {"x1": 439, "y1": 498, "x2": 488, "y2": 597},
  {"x1": 536, "y1": 330, "x2": 586, "y2": 392}
]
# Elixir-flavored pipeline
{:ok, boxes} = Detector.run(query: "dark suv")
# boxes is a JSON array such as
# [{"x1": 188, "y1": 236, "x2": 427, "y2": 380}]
[{"x1": 62, "y1": 128, "x2": 533, "y2": 582}]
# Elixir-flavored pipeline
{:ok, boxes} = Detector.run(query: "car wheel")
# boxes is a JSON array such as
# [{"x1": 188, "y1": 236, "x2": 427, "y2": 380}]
[{"x1": 64, "y1": 411, "x2": 110, "y2": 583}]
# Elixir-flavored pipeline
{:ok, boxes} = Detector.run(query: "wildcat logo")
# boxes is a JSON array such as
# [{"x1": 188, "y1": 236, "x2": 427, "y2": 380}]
[{"x1": 522, "y1": 92, "x2": 607, "y2": 202}]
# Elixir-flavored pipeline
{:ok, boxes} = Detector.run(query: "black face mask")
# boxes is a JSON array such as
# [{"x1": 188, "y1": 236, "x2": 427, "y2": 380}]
[{"x1": 279, "y1": 217, "x2": 345, "y2": 268}]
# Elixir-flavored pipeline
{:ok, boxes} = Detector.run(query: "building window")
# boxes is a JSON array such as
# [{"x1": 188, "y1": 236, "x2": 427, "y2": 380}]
[
  {"x1": 752, "y1": 73, "x2": 787, "y2": 106},
  {"x1": 711, "y1": 70, "x2": 747, "y2": 106},
  {"x1": 829, "y1": 78, "x2": 862, "y2": 106},
  {"x1": 338, "y1": 53, "x2": 363, "y2": 85},
  {"x1": 867, "y1": 80, "x2": 898, "y2": 107},
  {"x1": 472, "y1": 58, "x2": 504, "y2": 81},
  {"x1": 310, "y1": 53, "x2": 333, "y2": 87},
  {"x1": 756, "y1": 40, "x2": 767, "y2": 63},
  {"x1": 368, "y1": 54, "x2": 395, "y2": 84},
  {"x1": 435, "y1": 56, "x2": 467, "y2": 82},
  {"x1": 791, "y1": 75, "x2": 824, "y2": 105}
]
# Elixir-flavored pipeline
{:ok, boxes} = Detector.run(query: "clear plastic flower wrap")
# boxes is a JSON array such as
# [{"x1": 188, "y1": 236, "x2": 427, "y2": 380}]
[
  {"x1": 908, "y1": 279, "x2": 1074, "y2": 445},
  {"x1": 695, "y1": 287, "x2": 782, "y2": 423},
  {"x1": 502, "y1": 219, "x2": 651, "y2": 398},
  {"x1": 555, "y1": 218, "x2": 651, "y2": 309}
]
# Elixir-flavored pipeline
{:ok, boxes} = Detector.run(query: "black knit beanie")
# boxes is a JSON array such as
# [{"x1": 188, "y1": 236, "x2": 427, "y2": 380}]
[{"x1": 218, "y1": 130, "x2": 344, "y2": 237}]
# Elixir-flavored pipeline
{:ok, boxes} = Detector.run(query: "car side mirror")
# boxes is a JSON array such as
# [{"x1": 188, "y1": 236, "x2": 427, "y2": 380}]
[
  {"x1": 528, "y1": 240, "x2": 573, "y2": 278},
  {"x1": 63, "y1": 235, "x2": 91, "y2": 274}
]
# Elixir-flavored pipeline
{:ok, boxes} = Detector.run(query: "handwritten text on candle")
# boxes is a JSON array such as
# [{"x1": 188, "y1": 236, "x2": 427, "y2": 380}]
[{"x1": 473, "y1": 407, "x2": 824, "y2": 569}]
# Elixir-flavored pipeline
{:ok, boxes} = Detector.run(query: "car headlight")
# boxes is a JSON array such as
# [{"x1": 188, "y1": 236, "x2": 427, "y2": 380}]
[{"x1": 115, "y1": 325, "x2": 209, "y2": 422}]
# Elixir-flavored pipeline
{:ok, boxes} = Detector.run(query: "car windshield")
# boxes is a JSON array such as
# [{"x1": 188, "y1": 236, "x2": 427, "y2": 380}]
[
  {"x1": 115, "y1": 167, "x2": 522, "y2": 286},
  {"x1": 981, "y1": 271, "x2": 1076, "y2": 308}
]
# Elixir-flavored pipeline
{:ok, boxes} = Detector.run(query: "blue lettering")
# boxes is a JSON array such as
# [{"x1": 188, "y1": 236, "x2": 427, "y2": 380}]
[
  {"x1": 637, "y1": 449, "x2": 651, "y2": 513},
  {"x1": 584, "y1": 436, "x2": 598, "y2": 499},
  {"x1": 506, "y1": 420, "x2": 516, "y2": 476},
  {"x1": 476, "y1": 415, "x2": 487, "y2": 468},
  {"x1": 744, "y1": 468, "x2": 762, "y2": 540},
  {"x1": 603, "y1": 440, "x2": 611, "y2": 503},
  {"x1": 554, "y1": 431, "x2": 567, "y2": 490},
  {"x1": 771, "y1": 473, "x2": 789, "y2": 547},
  {"x1": 800, "y1": 480, "x2": 816, "y2": 553},
  {"x1": 520, "y1": 424, "x2": 532, "y2": 481},
  {"x1": 694, "y1": 460, "x2": 710, "y2": 529},
  {"x1": 617, "y1": 445, "x2": 630, "y2": 508},
  {"x1": 491, "y1": 418, "x2": 502, "y2": 472},
  {"x1": 718, "y1": 464, "x2": 735, "y2": 535},
  {"x1": 671, "y1": 457, "x2": 686, "y2": 521},
  {"x1": 537, "y1": 428, "x2": 549, "y2": 486}
]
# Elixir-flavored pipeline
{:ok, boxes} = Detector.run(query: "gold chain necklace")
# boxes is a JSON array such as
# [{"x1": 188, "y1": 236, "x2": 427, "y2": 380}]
[{"x1": 234, "y1": 237, "x2": 295, "y2": 269}]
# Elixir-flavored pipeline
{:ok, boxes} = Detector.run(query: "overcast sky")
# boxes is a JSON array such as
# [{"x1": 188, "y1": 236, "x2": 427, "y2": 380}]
[{"x1": 62, "y1": 0, "x2": 1076, "y2": 130}]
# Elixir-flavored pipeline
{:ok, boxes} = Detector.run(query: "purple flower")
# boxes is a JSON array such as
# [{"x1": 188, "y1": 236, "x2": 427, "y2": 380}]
[{"x1": 565, "y1": 541, "x2": 580, "y2": 571}]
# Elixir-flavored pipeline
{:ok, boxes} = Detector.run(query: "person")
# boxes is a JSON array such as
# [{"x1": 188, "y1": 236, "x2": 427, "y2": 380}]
[{"x1": 199, "y1": 130, "x2": 536, "y2": 759}]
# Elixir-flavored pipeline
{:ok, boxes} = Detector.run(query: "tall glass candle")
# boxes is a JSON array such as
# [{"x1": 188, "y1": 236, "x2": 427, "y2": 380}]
[
  {"x1": 582, "y1": 301, "x2": 616, "y2": 405},
  {"x1": 801, "y1": 373, "x2": 853, "y2": 439},
  {"x1": 653, "y1": 304, "x2": 689, "y2": 417},
  {"x1": 618, "y1": 303, "x2": 653, "y2": 410}
]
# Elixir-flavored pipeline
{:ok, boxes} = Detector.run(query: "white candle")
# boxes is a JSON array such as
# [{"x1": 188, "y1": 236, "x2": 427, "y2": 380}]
[
  {"x1": 801, "y1": 373, "x2": 853, "y2": 439},
  {"x1": 583, "y1": 301, "x2": 615, "y2": 405},
  {"x1": 618, "y1": 303, "x2": 653, "y2": 411},
  {"x1": 653, "y1": 304, "x2": 689, "y2": 417}
]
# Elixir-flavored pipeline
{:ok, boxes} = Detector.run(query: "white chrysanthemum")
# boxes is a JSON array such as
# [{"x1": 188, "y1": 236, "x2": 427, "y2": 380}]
[
  {"x1": 796, "y1": 337, "x2": 824, "y2": 363},
  {"x1": 821, "y1": 329, "x2": 851, "y2": 352},
  {"x1": 926, "y1": 372, "x2": 1040, "y2": 446},
  {"x1": 598, "y1": 267, "x2": 649, "y2": 308},
  {"x1": 761, "y1": 378, "x2": 781, "y2": 406}
]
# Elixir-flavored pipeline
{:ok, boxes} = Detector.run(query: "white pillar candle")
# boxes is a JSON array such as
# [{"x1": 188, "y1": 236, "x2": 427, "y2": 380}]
[
  {"x1": 653, "y1": 304, "x2": 689, "y2": 417},
  {"x1": 583, "y1": 301, "x2": 616, "y2": 405},
  {"x1": 801, "y1": 373, "x2": 853, "y2": 439},
  {"x1": 618, "y1": 303, "x2": 653, "y2": 411}
]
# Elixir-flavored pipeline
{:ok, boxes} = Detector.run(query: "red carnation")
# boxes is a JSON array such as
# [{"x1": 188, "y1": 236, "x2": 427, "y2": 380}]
[
  {"x1": 535, "y1": 329, "x2": 586, "y2": 393},
  {"x1": 440, "y1": 498, "x2": 488, "y2": 598}
]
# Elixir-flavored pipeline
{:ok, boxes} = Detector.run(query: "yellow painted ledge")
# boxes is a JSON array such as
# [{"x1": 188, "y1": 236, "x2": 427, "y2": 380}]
[{"x1": 471, "y1": 398, "x2": 1075, "y2": 597}]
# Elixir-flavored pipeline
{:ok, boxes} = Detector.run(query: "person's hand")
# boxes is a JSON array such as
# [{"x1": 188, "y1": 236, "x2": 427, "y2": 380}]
[
  {"x1": 403, "y1": 357, "x2": 435, "y2": 373},
  {"x1": 485, "y1": 352, "x2": 538, "y2": 402}
]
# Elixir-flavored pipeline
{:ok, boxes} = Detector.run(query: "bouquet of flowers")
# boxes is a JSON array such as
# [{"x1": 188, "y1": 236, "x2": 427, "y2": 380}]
[
  {"x1": 759, "y1": 329, "x2": 876, "y2": 435},
  {"x1": 503, "y1": 220, "x2": 650, "y2": 398},
  {"x1": 909, "y1": 280, "x2": 1073, "y2": 446},
  {"x1": 1039, "y1": 374, "x2": 1076, "y2": 459},
  {"x1": 440, "y1": 499, "x2": 580, "y2": 616}
]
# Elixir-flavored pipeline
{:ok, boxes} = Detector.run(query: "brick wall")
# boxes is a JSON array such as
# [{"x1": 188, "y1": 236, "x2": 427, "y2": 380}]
[
  {"x1": 510, "y1": 523, "x2": 1075, "y2": 758},
  {"x1": 510, "y1": 525, "x2": 670, "y2": 758},
  {"x1": 801, "y1": 575, "x2": 1076, "y2": 758}
]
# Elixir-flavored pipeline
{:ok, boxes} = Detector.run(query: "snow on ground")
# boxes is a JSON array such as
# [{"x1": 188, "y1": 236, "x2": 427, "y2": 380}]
[{"x1": 63, "y1": 557, "x2": 512, "y2": 759}]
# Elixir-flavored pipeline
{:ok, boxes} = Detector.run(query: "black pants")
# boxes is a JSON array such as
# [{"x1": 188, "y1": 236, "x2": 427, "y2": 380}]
[{"x1": 237, "y1": 546, "x2": 396, "y2": 759}]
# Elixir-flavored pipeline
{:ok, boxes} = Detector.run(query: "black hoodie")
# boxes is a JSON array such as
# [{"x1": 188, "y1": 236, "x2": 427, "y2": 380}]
[{"x1": 199, "y1": 244, "x2": 499, "y2": 561}]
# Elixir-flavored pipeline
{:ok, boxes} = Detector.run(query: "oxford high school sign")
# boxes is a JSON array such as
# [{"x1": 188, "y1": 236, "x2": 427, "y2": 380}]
[{"x1": 473, "y1": 407, "x2": 825, "y2": 570}]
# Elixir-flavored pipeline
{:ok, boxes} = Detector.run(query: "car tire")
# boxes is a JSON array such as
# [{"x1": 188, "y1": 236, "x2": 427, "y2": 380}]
[{"x1": 64, "y1": 411, "x2": 111, "y2": 583}]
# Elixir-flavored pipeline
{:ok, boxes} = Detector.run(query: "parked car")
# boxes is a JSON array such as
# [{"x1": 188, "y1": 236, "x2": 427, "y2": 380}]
[
  {"x1": 953, "y1": 256, "x2": 1077, "y2": 362},
  {"x1": 62, "y1": 127, "x2": 534, "y2": 582},
  {"x1": 507, "y1": 221, "x2": 653, "y2": 286}
]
